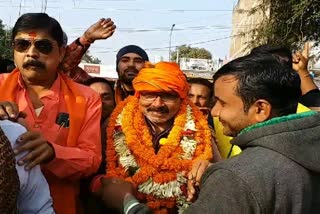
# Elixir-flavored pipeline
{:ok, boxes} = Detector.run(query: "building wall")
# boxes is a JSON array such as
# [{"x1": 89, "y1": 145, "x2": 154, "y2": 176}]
[
  {"x1": 78, "y1": 63, "x2": 118, "y2": 80},
  {"x1": 229, "y1": 0, "x2": 269, "y2": 59}
]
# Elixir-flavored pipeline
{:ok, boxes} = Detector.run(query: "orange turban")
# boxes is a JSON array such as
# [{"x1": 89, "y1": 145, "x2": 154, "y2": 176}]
[{"x1": 133, "y1": 62, "x2": 189, "y2": 99}]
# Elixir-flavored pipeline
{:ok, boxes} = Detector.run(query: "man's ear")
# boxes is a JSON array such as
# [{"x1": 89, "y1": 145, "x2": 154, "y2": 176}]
[
  {"x1": 59, "y1": 46, "x2": 66, "y2": 63},
  {"x1": 252, "y1": 99, "x2": 272, "y2": 122},
  {"x1": 309, "y1": 107, "x2": 320, "y2": 112}
]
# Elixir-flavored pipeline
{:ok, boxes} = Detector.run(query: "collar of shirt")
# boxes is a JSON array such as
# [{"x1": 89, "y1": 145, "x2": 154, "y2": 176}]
[
  {"x1": 145, "y1": 117, "x2": 174, "y2": 153},
  {"x1": 17, "y1": 73, "x2": 61, "y2": 101}
]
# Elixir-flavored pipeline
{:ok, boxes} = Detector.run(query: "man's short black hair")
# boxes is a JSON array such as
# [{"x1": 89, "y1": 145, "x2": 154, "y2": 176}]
[
  {"x1": 12, "y1": 13, "x2": 64, "y2": 47},
  {"x1": 250, "y1": 44, "x2": 292, "y2": 67},
  {"x1": 213, "y1": 53, "x2": 301, "y2": 116},
  {"x1": 84, "y1": 77, "x2": 115, "y2": 94},
  {"x1": 187, "y1": 77, "x2": 213, "y2": 98}
]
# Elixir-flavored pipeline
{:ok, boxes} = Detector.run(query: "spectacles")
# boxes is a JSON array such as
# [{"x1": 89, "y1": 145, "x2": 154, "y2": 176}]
[
  {"x1": 12, "y1": 38, "x2": 54, "y2": 55},
  {"x1": 140, "y1": 92, "x2": 180, "y2": 103}
]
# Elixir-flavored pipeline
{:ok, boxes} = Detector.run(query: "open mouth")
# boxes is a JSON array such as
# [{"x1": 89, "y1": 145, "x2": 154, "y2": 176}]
[{"x1": 126, "y1": 71, "x2": 138, "y2": 76}]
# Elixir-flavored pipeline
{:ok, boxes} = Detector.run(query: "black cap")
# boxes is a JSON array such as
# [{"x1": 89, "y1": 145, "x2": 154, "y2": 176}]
[{"x1": 116, "y1": 45, "x2": 149, "y2": 72}]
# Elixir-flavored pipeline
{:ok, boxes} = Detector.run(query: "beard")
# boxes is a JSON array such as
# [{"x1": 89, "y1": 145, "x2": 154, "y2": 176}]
[
  {"x1": 219, "y1": 115, "x2": 250, "y2": 137},
  {"x1": 119, "y1": 67, "x2": 139, "y2": 84}
]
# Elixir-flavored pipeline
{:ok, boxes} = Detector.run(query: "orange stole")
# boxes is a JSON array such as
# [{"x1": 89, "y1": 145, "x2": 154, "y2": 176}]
[
  {"x1": 0, "y1": 68, "x2": 87, "y2": 214},
  {"x1": 43, "y1": 172, "x2": 82, "y2": 214}
]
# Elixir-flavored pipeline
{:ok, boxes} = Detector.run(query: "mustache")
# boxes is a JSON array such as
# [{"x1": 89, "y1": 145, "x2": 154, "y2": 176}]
[
  {"x1": 23, "y1": 60, "x2": 46, "y2": 69},
  {"x1": 147, "y1": 106, "x2": 169, "y2": 114},
  {"x1": 124, "y1": 67, "x2": 139, "y2": 74}
]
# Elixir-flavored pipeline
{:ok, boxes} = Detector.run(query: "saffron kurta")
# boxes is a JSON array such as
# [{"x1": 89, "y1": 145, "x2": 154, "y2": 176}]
[{"x1": 0, "y1": 71, "x2": 102, "y2": 214}]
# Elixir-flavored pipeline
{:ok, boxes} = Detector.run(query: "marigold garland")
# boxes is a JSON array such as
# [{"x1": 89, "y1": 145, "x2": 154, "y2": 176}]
[{"x1": 106, "y1": 96, "x2": 213, "y2": 213}]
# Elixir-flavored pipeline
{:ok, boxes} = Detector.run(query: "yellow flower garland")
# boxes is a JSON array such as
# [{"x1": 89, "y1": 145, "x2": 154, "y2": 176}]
[{"x1": 106, "y1": 96, "x2": 213, "y2": 213}]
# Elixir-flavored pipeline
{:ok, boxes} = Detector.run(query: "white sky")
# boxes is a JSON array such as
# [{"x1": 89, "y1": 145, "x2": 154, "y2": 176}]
[{"x1": 0, "y1": 0, "x2": 238, "y2": 66}]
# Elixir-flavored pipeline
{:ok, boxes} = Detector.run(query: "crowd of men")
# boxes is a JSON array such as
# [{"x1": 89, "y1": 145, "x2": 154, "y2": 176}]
[{"x1": 0, "y1": 12, "x2": 319, "y2": 214}]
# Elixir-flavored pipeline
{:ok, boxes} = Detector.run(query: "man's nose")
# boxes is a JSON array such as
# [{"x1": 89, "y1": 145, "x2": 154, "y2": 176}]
[
  {"x1": 190, "y1": 96, "x2": 198, "y2": 105},
  {"x1": 26, "y1": 44, "x2": 40, "y2": 59},
  {"x1": 211, "y1": 103, "x2": 220, "y2": 117},
  {"x1": 152, "y1": 96, "x2": 165, "y2": 107},
  {"x1": 128, "y1": 59, "x2": 134, "y2": 67}
]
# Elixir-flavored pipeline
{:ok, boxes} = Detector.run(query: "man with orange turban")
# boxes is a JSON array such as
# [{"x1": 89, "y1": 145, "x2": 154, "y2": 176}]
[{"x1": 91, "y1": 62, "x2": 221, "y2": 214}]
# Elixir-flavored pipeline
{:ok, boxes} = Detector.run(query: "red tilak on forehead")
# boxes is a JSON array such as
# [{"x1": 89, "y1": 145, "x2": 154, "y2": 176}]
[{"x1": 28, "y1": 32, "x2": 37, "y2": 40}]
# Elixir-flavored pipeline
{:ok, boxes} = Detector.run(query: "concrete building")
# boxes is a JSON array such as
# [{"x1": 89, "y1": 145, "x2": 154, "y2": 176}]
[
  {"x1": 179, "y1": 57, "x2": 223, "y2": 80},
  {"x1": 229, "y1": 0, "x2": 270, "y2": 59},
  {"x1": 310, "y1": 45, "x2": 320, "y2": 73}
]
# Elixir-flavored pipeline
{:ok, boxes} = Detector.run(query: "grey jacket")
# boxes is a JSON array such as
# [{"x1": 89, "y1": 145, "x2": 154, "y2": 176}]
[{"x1": 186, "y1": 111, "x2": 320, "y2": 214}]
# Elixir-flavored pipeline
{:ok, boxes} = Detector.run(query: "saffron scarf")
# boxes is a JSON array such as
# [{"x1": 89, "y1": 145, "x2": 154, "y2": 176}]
[{"x1": 0, "y1": 68, "x2": 86, "y2": 147}]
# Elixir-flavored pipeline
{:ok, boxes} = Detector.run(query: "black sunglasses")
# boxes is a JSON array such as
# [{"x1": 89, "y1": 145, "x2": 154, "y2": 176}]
[{"x1": 12, "y1": 38, "x2": 54, "y2": 55}]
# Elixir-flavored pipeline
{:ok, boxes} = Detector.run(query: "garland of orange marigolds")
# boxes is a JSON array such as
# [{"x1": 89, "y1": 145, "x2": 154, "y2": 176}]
[{"x1": 106, "y1": 96, "x2": 213, "y2": 213}]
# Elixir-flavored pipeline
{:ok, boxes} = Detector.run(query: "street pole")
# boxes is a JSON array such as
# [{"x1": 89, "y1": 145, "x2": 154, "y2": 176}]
[
  {"x1": 169, "y1": 24, "x2": 175, "y2": 61},
  {"x1": 176, "y1": 48, "x2": 179, "y2": 64}
]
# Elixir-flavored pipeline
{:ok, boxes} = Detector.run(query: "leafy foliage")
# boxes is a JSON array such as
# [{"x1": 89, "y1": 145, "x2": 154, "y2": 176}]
[
  {"x1": 82, "y1": 50, "x2": 101, "y2": 64},
  {"x1": 171, "y1": 45, "x2": 212, "y2": 61},
  {"x1": 246, "y1": 0, "x2": 320, "y2": 50},
  {"x1": 0, "y1": 19, "x2": 13, "y2": 60}
]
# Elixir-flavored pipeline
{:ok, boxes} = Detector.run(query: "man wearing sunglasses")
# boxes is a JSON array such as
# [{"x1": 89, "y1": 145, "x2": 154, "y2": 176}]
[{"x1": 0, "y1": 13, "x2": 102, "y2": 214}]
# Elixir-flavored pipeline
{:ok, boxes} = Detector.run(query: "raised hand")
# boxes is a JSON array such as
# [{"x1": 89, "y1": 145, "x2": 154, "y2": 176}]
[
  {"x1": 292, "y1": 42, "x2": 310, "y2": 73},
  {"x1": 82, "y1": 18, "x2": 116, "y2": 44}
]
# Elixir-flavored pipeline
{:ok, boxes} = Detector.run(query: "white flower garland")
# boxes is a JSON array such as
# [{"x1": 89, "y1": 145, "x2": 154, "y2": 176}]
[
  {"x1": 138, "y1": 173, "x2": 185, "y2": 199},
  {"x1": 179, "y1": 105, "x2": 198, "y2": 160},
  {"x1": 113, "y1": 105, "x2": 198, "y2": 212},
  {"x1": 113, "y1": 132, "x2": 139, "y2": 171}
]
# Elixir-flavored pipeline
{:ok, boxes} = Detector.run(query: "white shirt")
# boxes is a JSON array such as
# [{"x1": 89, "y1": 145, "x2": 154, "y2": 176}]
[{"x1": 0, "y1": 120, "x2": 55, "y2": 214}]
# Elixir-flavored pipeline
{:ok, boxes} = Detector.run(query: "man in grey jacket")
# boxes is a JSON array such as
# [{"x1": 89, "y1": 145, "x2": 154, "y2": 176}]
[{"x1": 186, "y1": 53, "x2": 320, "y2": 213}]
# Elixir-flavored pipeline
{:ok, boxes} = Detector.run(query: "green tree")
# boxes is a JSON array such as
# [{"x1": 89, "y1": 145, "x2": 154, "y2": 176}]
[
  {"x1": 245, "y1": 0, "x2": 320, "y2": 50},
  {"x1": 0, "y1": 19, "x2": 13, "y2": 60},
  {"x1": 171, "y1": 45, "x2": 212, "y2": 62},
  {"x1": 82, "y1": 50, "x2": 101, "y2": 64}
]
